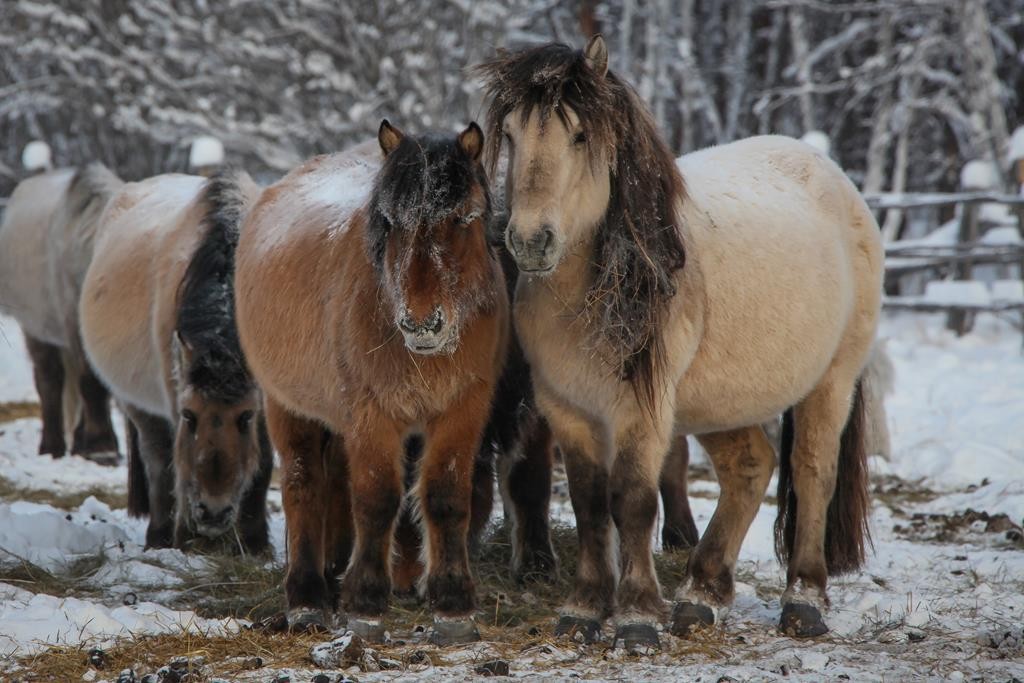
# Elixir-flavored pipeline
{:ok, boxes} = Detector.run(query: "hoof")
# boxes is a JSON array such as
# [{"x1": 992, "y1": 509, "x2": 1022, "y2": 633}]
[
  {"x1": 669, "y1": 601, "x2": 716, "y2": 637},
  {"x1": 780, "y1": 602, "x2": 828, "y2": 638},
  {"x1": 554, "y1": 615, "x2": 602, "y2": 644},
  {"x1": 287, "y1": 607, "x2": 329, "y2": 633},
  {"x1": 428, "y1": 618, "x2": 479, "y2": 646},
  {"x1": 614, "y1": 623, "x2": 660, "y2": 652},
  {"x1": 348, "y1": 617, "x2": 387, "y2": 642},
  {"x1": 78, "y1": 450, "x2": 121, "y2": 467}
]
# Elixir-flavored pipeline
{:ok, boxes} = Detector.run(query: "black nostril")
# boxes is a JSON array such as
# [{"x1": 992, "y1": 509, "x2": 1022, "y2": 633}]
[
  {"x1": 541, "y1": 226, "x2": 554, "y2": 250},
  {"x1": 399, "y1": 314, "x2": 417, "y2": 333},
  {"x1": 215, "y1": 505, "x2": 234, "y2": 524},
  {"x1": 507, "y1": 227, "x2": 524, "y2": 252},
  {"x1": 428, "y1": 308, "x2": 444, "y2": 334}
]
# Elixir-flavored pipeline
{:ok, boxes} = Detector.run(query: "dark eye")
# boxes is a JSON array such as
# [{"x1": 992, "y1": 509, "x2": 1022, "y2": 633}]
[
  {"x1": 236, "y1": 410, "x2": 254, "y2": 433},
  {"x1": 182, "y1": 410, "x2": 198, "y2": 434},
  {"x1": 572, "y1": 131, "x2": 586, "y2": 146},
  {"x1": 503, "y1": 131, "x2": 513, "y2": 147}
]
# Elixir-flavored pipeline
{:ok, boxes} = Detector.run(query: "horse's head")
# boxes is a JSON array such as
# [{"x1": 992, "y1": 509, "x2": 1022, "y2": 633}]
[
  {"x1": 172, "y1": 334, "x2": 263, "y2": 539},
  {"x1": 478, "y1": 36, "x2": 616, "y2": 274},
  {"x1": 368, "y1": 120, "x2": 496, "y2": 355}
]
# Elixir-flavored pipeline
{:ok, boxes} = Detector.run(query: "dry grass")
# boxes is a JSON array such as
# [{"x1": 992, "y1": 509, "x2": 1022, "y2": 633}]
[
  {"x1": 0, "y1": 476, "x2": 127, "y2": 511},
  {"x1": 0, "y1": 400, "x2": 40, "y2": 423},
  {"x1": 0, "y1": 551, "x2": 107, "y2": 602}
]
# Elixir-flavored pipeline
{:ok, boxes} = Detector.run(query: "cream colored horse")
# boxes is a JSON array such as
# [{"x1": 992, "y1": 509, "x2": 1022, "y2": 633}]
[
  {"x1": 0, "y1": 165, "x2": 122, "y2": 462},
  {"x1": 479, "y1": 37, "x2": 883, "y2": 647},
  {"x1": 79, "y1": 172, "x2": 272, "y2": 552}
]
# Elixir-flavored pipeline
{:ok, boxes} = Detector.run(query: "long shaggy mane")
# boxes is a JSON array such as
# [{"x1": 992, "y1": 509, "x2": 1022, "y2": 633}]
[
  {"x1": 175, "y1": 170, "x2": 255, "y2": 404},
  {"x1": 475, "y1": 42, "x2": 687, "y2": 411}
]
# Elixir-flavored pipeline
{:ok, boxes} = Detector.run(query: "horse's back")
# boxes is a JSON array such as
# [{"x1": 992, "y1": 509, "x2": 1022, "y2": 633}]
[
  {"x1": 236, "y1": 152, "x2": 378, "y2": 421},
  {"x1": 0, "y1": 169, "x2": 76, "y2": 343},
  {"x1": 674, "y1": 136, "x2": 883, "y2": 432},
  {"x1": 81, "y1": 174, "x2": 207, "y2": 416}
]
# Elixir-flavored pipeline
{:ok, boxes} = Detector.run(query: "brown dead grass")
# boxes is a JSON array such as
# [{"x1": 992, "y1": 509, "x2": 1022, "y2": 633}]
[
  {"x1": 0, "y1": 401, "x2": 40, "y2": 423},
  {"x1": 0, "y1": 476, "x2": 127, "y2": 511}
]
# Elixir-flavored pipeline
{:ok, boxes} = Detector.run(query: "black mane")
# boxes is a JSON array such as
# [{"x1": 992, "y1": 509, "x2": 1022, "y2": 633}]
[
  {"x1": 175, "y1": 171, "x2": 254, "y2": 404},
  {"x1": 366, "y1": 132, "x2": 491, "y2": 269},
  {"x1": 476, "y1": 42, "x2": 687, "y2": 411}
]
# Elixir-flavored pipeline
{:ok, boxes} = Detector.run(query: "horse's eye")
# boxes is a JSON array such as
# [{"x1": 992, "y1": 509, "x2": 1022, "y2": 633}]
[
  {"x1": 182, "y1": 410, "x2": 198, "y2": 434},
  {"x1": 236, "y1": 410, "x2": 254, "y2": 433},
  {"x1": 572, "y1": 131, "x2": 586, "y2": 146},
  {"x1": 503, "y1": 132, "x2": 513, "y2": 148}
]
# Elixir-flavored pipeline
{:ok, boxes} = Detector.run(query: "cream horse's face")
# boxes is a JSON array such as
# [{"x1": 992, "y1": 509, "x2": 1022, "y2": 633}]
[{"x1": 502, "y1": 106, "x2": 610, "y2": 274}]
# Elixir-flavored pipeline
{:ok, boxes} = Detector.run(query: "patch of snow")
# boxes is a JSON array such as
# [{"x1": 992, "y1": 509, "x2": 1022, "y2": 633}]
[
  {"x1": 0, "y1": 315, "x2": 35, "y2": 402},
  {"x1": 20, "y1": 141, "x2": 51, "y2": 172},
  {"x1": 1008, "y1": 125, "x2": 1024, "y2": 163},
  {"x1": 188, "y1": 135, "x2": 224, "y2": 168},
  {"x1": 799, "y1": 130, "x2": 830, "y2": 156},
  {"x1": 923, "y1": 280, "x2": 990, "y2": 306},
  {"x1": 961, "y1": 159, "x2": 1000, "y2": 190}
]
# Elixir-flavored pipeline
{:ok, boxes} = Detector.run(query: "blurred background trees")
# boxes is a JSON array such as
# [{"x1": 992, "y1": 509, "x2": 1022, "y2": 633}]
[{"x1": 2, "y1": 0, "x2": 1022, "y2": 220}]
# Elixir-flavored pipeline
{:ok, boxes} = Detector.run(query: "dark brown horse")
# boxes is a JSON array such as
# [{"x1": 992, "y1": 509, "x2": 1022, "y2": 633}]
[{"x1": 235, "y1": 122, "x2": 507, "y2": 644}]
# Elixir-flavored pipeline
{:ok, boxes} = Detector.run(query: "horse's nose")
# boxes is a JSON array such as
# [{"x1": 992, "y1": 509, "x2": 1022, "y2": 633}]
[
  {"x1": 196, "y1": 502, "x2": 234, "y2": 527},
  {"x1": 399, "y1": 307, "x2": 445, "y2": 335},
  {"x1": 507, "y1": 223, "x2": 557, "y2": 271}
]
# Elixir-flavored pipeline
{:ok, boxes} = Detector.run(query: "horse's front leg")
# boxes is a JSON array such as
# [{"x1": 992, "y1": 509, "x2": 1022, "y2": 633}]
[
  {"x1": 265, "y1": 397, "x2": 332, "y2": 632},
  {"x1": 122, "y1": 405, "x2": 176, "y2": 549},
  {"x1": 608, "y1": 419, "x2": 673, "y2": 650},
  {"x1": 419, "y1": 383, "x2": 493, "y2": 645},
  {"x1": 539, "y1": 391, "x2": 614, "y2": 644},
  {"x1": 235, "y1": 413, "x2": 273, "y2": 555},
  {"x1": 503, "y1": 415, "x2": 557, "y2": 581},
  {"x1": 337, "y1": 405, "x2": 404, "y2": 642},
  {"x1": 670, "y1": 426, "x2": 774, "y2": 636}
]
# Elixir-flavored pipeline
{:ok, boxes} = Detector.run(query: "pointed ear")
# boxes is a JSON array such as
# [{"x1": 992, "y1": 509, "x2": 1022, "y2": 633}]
[
  {"x1": 584, "y1": 34, "x2": 608, "y2": 78},
  {"x1": 172, "y1": 331, "x2": 195, "y2": 374},
  {"x1": 458, "y1": 122, "x2": 484, "y2": 162},
  {"x1": 378, "y1": 119, "x2": 404, "y2": 157}
]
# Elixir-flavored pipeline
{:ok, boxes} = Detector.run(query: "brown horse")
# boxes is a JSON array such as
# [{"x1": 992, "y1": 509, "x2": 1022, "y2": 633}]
[
  {"x1": 0, "y1": 165, "x2": 122, "y2": 462},
  {"x1": 478, "y1": 36, "x2": 883, "y2": 648},
  {"x1": 235, "y1": 121, "x2": 506, "y2": 644},
  {"x1": 79, "y1": 172, "x2": 272, "y2": 552}
]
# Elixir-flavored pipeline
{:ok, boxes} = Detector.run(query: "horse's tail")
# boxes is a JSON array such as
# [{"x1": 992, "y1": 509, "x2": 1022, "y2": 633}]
[
  {"x1": 774, "y1": 379, "x2": 872, "y2": 576},
  {"x1": 861, "y1": 340, "x2": 894, "y2": 460},
  {"x1": 126, "y1": 419, "x2": 149, "y2": 517}
]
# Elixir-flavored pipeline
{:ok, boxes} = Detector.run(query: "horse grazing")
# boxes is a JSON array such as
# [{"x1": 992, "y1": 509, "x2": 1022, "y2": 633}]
[
  {"x1": 79, "y1": 172, "x2": 272, "y2": 552},
  {"x1": 0, "y1": 165, "x2": 123, "y2": 462},
  {"x1": 477, "y1": 36, "x2": 883, "y2": 647},
  {"x1": 235, "y1": 121, "x2": 506, "y2": 644}
]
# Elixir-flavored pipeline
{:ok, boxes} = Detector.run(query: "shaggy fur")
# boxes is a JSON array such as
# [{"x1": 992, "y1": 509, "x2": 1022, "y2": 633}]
[
  {"x1": 476, "y1": 43, "x2": 686, "y2": 411},
  {"x1": 175, "y1": 170, "x2": 256, "y2": 404}
]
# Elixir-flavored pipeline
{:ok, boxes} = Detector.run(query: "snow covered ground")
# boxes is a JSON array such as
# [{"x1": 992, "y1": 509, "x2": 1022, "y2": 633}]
[{"x1": 1, "y1": 311, "x2": 1023, "y2": 681}]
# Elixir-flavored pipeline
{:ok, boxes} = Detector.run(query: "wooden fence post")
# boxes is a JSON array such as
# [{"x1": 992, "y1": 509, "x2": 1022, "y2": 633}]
[{"x1": 947, "y1": 201, "x2": 979, "y2": 335}]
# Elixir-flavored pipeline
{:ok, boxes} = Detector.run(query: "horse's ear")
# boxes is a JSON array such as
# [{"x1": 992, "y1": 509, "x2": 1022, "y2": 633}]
[
  {"x1": 458, "y1": 122, "x2": 484, "y2": 162},
  {"x1": 584, "y1": 35, "x2": 608, "y2": 78},
  {"x1": 378, "y1": 119, "x2": 404, "y2": 157},
  {"x1": 172, "y1": 331, "x2": 195, "y2": 374}
]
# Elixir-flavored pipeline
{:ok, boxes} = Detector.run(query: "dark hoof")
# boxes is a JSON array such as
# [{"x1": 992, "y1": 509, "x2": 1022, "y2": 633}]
[
  {"x1": 348, "y1": 617, "x2": 387, "y2": 642},
  {"x1": 554, "y1": 615, "x2": 602, "y2": 644},
  {"x1": 669, "y1": 601, "x2": 716, "y2": 637},
  {"x1": 251, "y1": 612, "x2": 289, "y2": 633},
  {"x1": 428, "y1": 618, "x2": 479, "y2": 646},
  {"x1": 516, "y1": 552, "x2": 558, "y2": 584},
  {"x1": 780, "y1": 602, "x2": 828, "y2": 638},
  {"x1": 662, "y1": 522, "x2": 699, "y2": 551},
  {"x1": 78, "y1": 449, "x2": 121, "y2": 467},
  {"x1": 287, "y1": 607, "x2": 329, "y2": 633},
  {"x1": 614, "y1": 623, "x2": 660, "y2": 652}
]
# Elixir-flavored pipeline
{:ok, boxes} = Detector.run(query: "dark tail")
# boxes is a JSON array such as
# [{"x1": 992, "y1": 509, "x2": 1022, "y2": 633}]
[
  {"x1": 774, "y1": 380, "x2": 872, "y2": 575},
  {"x1": 126, "y1": 419, "x2": 149, "y2": 517}
]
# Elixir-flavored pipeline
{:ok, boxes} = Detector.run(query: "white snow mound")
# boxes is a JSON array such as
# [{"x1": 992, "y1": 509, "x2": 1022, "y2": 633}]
[
  {"x1": 189, "y1": 135, "x2": 224, "y2": 168},
  {"x1": 21, "y1": 141, "x2": 52, "y2": 171}
]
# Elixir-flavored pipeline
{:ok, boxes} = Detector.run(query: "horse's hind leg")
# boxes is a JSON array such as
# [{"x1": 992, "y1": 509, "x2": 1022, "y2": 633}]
[
  {"x1": 777, "y1": 372, "x2": 869, "y2": 638},
  {"x1": 122, "y1": 405, "x2": 176, "y2": 549},
  {"x1": 503, "y1": 416, "x2": 556, "y2": 581},
  {"x1": 24, "y1": 333, "x2": 66, "y2": 458},
  {"x1": 660, "y1": 434, "x2": 699, "y2": 550},
  {"x1": 322, "y1": 430, "x2": 353, "y2": 611},
  {"x1": 670, "y1": 426, "x2": 774, "y2": 637},
  {"x1": 393, "y1": 436, "x2": 424, "y2": 598},
  {"x1": 265, "y1": 397, "x2": 333, "y2": 632},
  {"x1": 70, "y1": 355, "x2": 119, "y2": 464}
]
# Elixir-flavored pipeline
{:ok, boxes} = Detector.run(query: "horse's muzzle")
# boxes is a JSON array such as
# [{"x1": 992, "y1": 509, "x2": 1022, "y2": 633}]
[
  {"x1": 507, "y1": 224, "x2": 558, "y2": 273},
  {"x1": 191, "y1": 501, "x2": 236, "y2": 538},
  {"x1": 398, "y1": 307, "x2": 453, "y2": 355}
]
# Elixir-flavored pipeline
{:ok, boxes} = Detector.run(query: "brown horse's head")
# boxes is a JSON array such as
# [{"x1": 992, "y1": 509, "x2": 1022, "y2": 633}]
[
  {"x1": 367, "y1": 120, "x2": 496, "y2": 355},
  {"x1": 173, "y1": 174, "x2": 269, "y2": 539},
  {"x1": 173, "y1": 337, "x2": 262, "y2": 538},
  {"x1": 476, "y1": 36, "x2": 687, "y2": 410}
]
